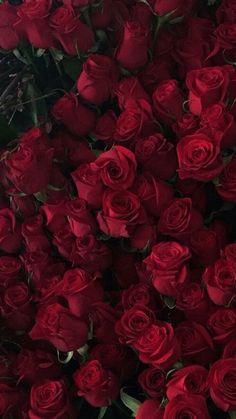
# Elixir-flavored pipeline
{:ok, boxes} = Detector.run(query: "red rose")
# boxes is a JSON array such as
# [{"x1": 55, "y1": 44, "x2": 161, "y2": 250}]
[
  {"x1": 223, "y1": 339, "x2": 236, "y2": 358},
  {"x1": 16, "y1": 0, "x2": 55, "y2": 49},
  {"x1": 115, "y1": 305, "x2": 155, "y2": 345},
  {"x1": 175, "y1": 321, "x2": 215, "y2": 365},
  {"x1": 173, "y1": 113, "x2": 200, "y2": 139},
  {"x1": 113, "y1": 250, "x2": 139, "y2": 289},
  {"x1": 176, "y1": 283, "x2": 210, "y2": 324},
  {"x1": 0, "y1": 3, "x2": 21, "y2": 49},
  {"x1": 208, "y1": 308, "x2": 236, "y2": 345},
  {"x1": 217, "y1": 155, "x2": 236, "y2": 202},
  {"x1": 166, "y1": 365, "x2": 209, "y2": 400},
  {"x1": 186, "y1": 65, "x2": 233, "y2": 115},
  {"x1": 225, "y1": 243, "x2": 236, "y2": 264},
  {"x1": 211, "y1": 23, "x2": 236, "y2": 58},
  {"x1": 53, "y1": 268, "x2": 103, "y2": 317},
  {"x1": 158, "y1": 198, "x2": 203, "y2": 243},
  {"x1": 115, "y1": 76, "x2": 150, "y2": 110},
  {"x1": 163, "y1": 394, "x2": 210, "y2": 419},
  {"x1": 138, "y1": 366, "x2": 166, "y2": 399},
  {"x1": 154, "y1": 0, "x2": 196, "y2": 18},
  {"x1": 52, "y1": 93, "x2": 96, "y2": 137},
  {"x1": 89, "y1": 343, "x2": 135, "y2": 376},
  {"x1": 10, "y1": 194, "x2": 36, "y2": 218},
  {"x1": 209, "y1": 358, "x2": 236, "y2": 412},
  {"x1": 216, "y1": 0, "x2": 236, "y2": 24},
  {"x1": 133, "y1": 173, "x2": 173, "y2": 217},
  {"x1": 77, "y1": 54, "x2": 118, "y2": 105},
  {"x1": 0, "y1": 208, "x2": 21, "y2": 253},
  {"x1": 135, "y1": 134, "x2": 177, "y2": 180},
  {"x1": 73, "y1": 360, "x2": 119, "y2": 407},
  {"x1": 93, "y1": 111, "x2": 117, "y2": 142},
  {"x1": 52, "y1": 226, "x2": 74, "y2": 260},
  {"x1": 65, "y1": 198, "x2": 97, "y2": 238},
  {"x1": 92, "y1": 145, "x2": 137, "y2": 190},
  {"x1": 140, "y1": 60, "x2": 173, "y2": 95},
  {"x1": 152, "y1": 80, "x2": 184, "y2": 126},
  {"x1": 29, "y1": 303, "x2": 89, "y2": 352},
  {"x1": 0, "y1": 256, "x2": 22, "y2": 288},
  {"x1": 175, "y1": 178, "x2": 207, "y2": 213},
  {"x1": 49, "y1": 6, "x2": 94, "y2": 55},
  {"x1": 201, "y1": 103, "x2": 236, "y2": 149},
  {"x1": 190, "y1": 228, "x2": 220, "y2": 267},
  {"x1": 1, "y1": 281, "x2": 33, "y2": 330},
  {"x1": 121, "y1": 283, "x2": 153, "y2": 310},
  {"x1": 22, "y1": 214, "x2": 50, "y2": 252},
  {"x1": 97, "y1": 189, "x2": 147, "y2": 238},
  {"x1": 14, "y1": 349, "x2": 61, "y2": 385},
  {"x1": 136, "y1": 400, "x2": 163, "y2": 419},
  {"x1": 72, "y1": 163, "x2": 105, "y2": 208},
  {"x1": 91, "y1": 0, "x2": 113, "y2": 29},
  {"x1": 144, "y1": 241, "x2": 191, "y2": 297},
  {"x1": 0, "y1": 384, "x2": 22, "y2": 417},
  {"x1": 71, "y1": 234, "x2": 112, "y2": 272},
  {"x1": 116, "y1": 21, "x2": 149, "y2": 71},
  {"x1": 91, "y1": 301, "x2": 118, "y2": 343},
  {"x1": 134, "y1": 321, "x2": 181, "y2": 369},
  {"x1": 29, "y1": 379, "x2": 74, "y2": 419},
  {"x1": 177, "y1": 132, "x2": 223, "y2": 182},
  {"x1": 203, "y1": 257, "x2": 236, "y2": 306}
]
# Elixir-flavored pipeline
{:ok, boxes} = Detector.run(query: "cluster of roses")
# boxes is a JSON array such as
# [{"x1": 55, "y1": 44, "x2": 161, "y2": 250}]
[{"x1": 1, "y1": 0, "x2": 236, "y2": 418}]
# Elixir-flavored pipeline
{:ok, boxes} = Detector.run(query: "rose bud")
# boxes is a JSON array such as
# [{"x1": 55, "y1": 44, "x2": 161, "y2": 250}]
[
  {"x1": 29, "y1": 303, "x2": 89, "y2": 352},
  {"x1": 166, "y1": 365, "x2": 209, "y2": 400},
  {"x1": 91, "y1": 0, "x2": 113, "y2": 29},
  {"x1": 28, "y1": 379, "x2": 75, "y2": 418},
  {"x1": 0, "y1": 208, "x2": 22, "y2": 254},
  {"x1": 163, "y1": 394, "x2": 210, "y2": 419},
  {"x1": 89, "y1": 343, "x2": 135, "y2": 377},
  {"x1": 91, "y1": 301, "x2": 118, "y2": 343},
  {"x1": 173, "y1": 113, "x2": 200, "y2": 139},
  {"x1": 135, "y1": 134, "x2": 177, "y2": 181},
  {"x1": 207, "y1": 307, "x2": 236, "y2": 345},
  {"x1": 203, "y1": 257, "x2": 236, "y2": 306},
  {"x1": 176, "y1": 283, "x2": 210, "y2": 324},
  {"x1": 52, "y1": 93, "x2": 96, "y2": 137},
  {"x1": 0, "y1": 3, "x2": 21, "y2": 49},
  {"x1": 136, "y1": 400, "x2": 163, "y2": 419},
  {"x1": 209, "y1": 358, "x2": 236, "y2": 412},
  {"x1": 0, "y1": 256, "x2": 22, "y2": 288},
  {"x1": 73, "y1": 360, "x2": 119, "y2": 407},
  {"x1": 175, "y1": 321, "x2": 215, "y2": 365},
  {"x1": 22, "y1": 214, "x2": 50, "y2": 252},
  {"x1": 92, "y1": 145, "x2": 137, "y2": 190},
  {"x1": 77, "y1": 54, "x2": 118, "y2": 105},
  {"x1": 115, "y1": 305, "x2": 155, "y2": 345},
  {"x1": 72, "y1": 163, "x2": 105, "y2": 208},
  {"x1": 116, "y1": 21, "x2": 149, "y2": 71},
  {"x1": 71, "y1": 234, "x2": 112, "y2": 272},
  {"x1": 190, "y1": 228, "x2": 221, "y2": 267},
  {"x1": 158, "y1": 198, "x2": 203, "y2": 244},
  {"x1": 115, "y1": 76, "x2": 150, "y2": 110},
  {"x1": 49, "y1": 6, "x2": 94, "y2": 55},
  {"x1": 153, "y1": 80, "x2": 184, "y2": 126},
  {"x1": 144, "y1": 241, "x2": 191, "y2": 297},
  {"x1": 138, "y1": 366, "x2": 166, "y2": 399}
]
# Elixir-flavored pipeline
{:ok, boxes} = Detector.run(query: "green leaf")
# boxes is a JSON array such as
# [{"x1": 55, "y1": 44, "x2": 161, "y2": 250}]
[
  {"x1": 120, "y1": 388, "x2": 141, "y2": 415},
  {"x1": 229, "y1": 411, "x2": 236, "y2": 419},
  {"x1": 98, "y1": 407, "x2": 108, "y2": 419},
  {"x1": 57, "y1": 350, "x2": 74, "y2": 364},
  {"x1": 0, "y1": 115, "x2": 17, "y2": 149},
  {"x1": 163, "y1": 295, "x2": 176, "y2": 309}
]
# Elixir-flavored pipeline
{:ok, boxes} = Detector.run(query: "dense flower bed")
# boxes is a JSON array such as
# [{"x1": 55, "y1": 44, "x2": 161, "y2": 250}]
[{"x1": 0, "y1": 0, "x2": 236, "y2": 418}]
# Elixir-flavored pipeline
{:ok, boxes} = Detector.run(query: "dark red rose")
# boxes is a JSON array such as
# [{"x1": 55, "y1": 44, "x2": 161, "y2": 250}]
[
  {"x1": 65, "y1": 198, "x2": 97, "y2": 238},
  {"x1": 138, "y1": 366, "x2": 166, "y2": 399},
  {"x1": 207, "y1": 308, "x2": 236, "y2": 344},
  {"x1": 210, "y1": 219, "x2": 230, "y2": 249},
  {"x1": 175, "y1": 178, "x2": 207, "y2": 213},
  {"x1": 16, "y1": 0, "x2": 55, "y2": 49},
  {"x1": 91, "y1": 301, "x2": 118, "y2": 343},
  {"x1": 0, "y1": 208, "x2": 21, "y2": 253},
  {"x1": 177, "y1": 133, "x2": 223, "y2": 182},
  {"x1": 223, "y1": 339, "x2": 236, "y2": 358},
  {"x1": 209, "y1": 358, "x2": 236, "y2": 412},
  {"x1": 175, "y1": 321, "x2": 215, "y2": 365},
  {"x1": 166, "y1": 365, "x2": 209, "y2": 400},
  {"x1": 1, "y1": 281, "x2": 33, "y2": 330},
  {"x1": 217, "y1": 155, "x2": 236, "y2": 202},
  {"x1": 201, "y1": 103, "x2": 236, "y2": 149},
  {"x1": 203, "y1": 258, "x2": 236, "y2": 306},
  {"x1": 173, "y1": 113, "x2": 200, "y2": 139},
  {"x1": 77, "y1": 54, "x2": 118, "y2": 105},
  {"x1": 158, "y1": 198, "x2": 203, "y2": 243},
  {"x1": 225, "y1": 243, "x2": 236, "y2": 264},
  {"x1": 93, "y1": 111, "x2": 117, "y2": 142},
  {"x1": 154, "y1": 0, "x2": 196, "y2": 18},
  {"x1": 133, "y1": 173, "x2": 173, "y2": 217},
  {"x1": 92, "y1": 145, "x2": 137, "y2": 190},
  {"x1": 115, "y1": 76, "x2": 150, "y2": 110},
  {"x1": 216, "y1": 0, "x2": 236, "y2": 24},
  {"x1": 190, "y1": 228, "x2": 221, "y2": 267},
  {"x1": 135, "y1": 134, "x2": 177, "y2": 180},
  {"x1": 115, "y1": 305, "x2": 155, "y2": 345},
  {"x1": 49, "y1": 6, "x2": 94, "y2": 55},
  {"x1": 52, "y1": 226, "x2": 74, "y2": 260},
  {"x1": 71, "y1": 234, "x2": 112, "y2": 272},
  {"x1": 116, "y1": 21, "x2": 149, "y2": 71},
  {"x1": 114, "y1": 99, "x2": 155, "y2": 147},
  {"x1": 0, "y1": 384, "x2": 23, "y2": 418},
  {"x1": 22, "y1": 214, "x2": 50, "y2": 252},
  {"x1": 0, "y1": 3, "x2": 21, "y2": 49},
  {"x1": 210, "y1": 23, "x2": 236, "y2": 58},
  {"x1": 130, "y1": 222, "x2": 157, "y2": 251},
  {"x1": 136, "y1": 400, "x2": 163, "y2": 419},
  {"x1": 134, "y1": 321, "x2": 181, "y2": 369},
  {"x1": 89, "y1": 343, "x2": 135, "y2": 376},
  {"x1": 53, "y1": 268, "x2": 103, "y2": 317},
  {"x1": 21, "y1": 251, "x2": 52, "y2": 285},
  {"x1": 152, "y1": 80, "x2": 184, "y2": 126},
  {"x1": 14, "y1": 349, "x2": 61, "y2": 385},
  {"x1": 10, "y1": 194, "x2": 37, "y2": 218},
  {"x1": 73, "y1": 360, "x2": 119, "y2": 407},
  {"x1": 29, "y1": 303, "x2": 89, "y2": 352},
  {"x1": 72, "y1": 163, "x2": 105, "y2": 208},
  {"x1": 91, "y1": 0, "x2": 113, "y2": 29},
  {"x1": 63, "y1": 0, "x2": 93, "y2": 6},
  {"x1": 131, "y1": 2, "x2": 152, "y2": 27},
  {"x1": 186, "y1": 65, "x2": 233, "y2": 115},
  {"x1": 0, "y1": 256, "x2": 22, "y2": 288},
  {"x1": 113, "y1": 250, "x2": 139, "y2": 289},
  {"x1": 29, "y1": 379, "x2": 74, "y2": 419},
  {"x1": 41, "y1": 200, "x2": 68, "y2": 233},
  {"x1": 145, "y1": 241, "x2": 191, "y2": 297},
  {"x1": 52, "y1": 93, "x2": 96, "y2": 137},
  {"x1": 176, "y1": 283, "x2": 210, "y2": 324},
  {"x1": 97, "y1": 189, "x2": 147, "y2": 238},
  {"x1": 139, "y1": 59, "x2": 173, "y2": 95},
  {"x1": 121, "y1": 283, "x2": 153, "y2": 310},
  {"x1": 163, "y1": 394, "x2": 210, "y2": 419}
]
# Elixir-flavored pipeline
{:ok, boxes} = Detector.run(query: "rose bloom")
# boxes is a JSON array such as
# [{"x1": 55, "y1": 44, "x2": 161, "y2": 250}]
[
  {"x1": 138, "y1": 366, "x2": 166, "y2": 399},
  {"x1": 207, "y1": 307, "x2": 236, "y2": 345},
  {"x1": 203, "y1": 258, "x2": 236, "y2": 306},
  {"x1": 136, "y1": 400, "x2": 164, "y2": 419},
  {"x1": 217, "y1": 155, "x2": 236, "y2": 202},
  {"x1": 73, "y1": 360, "x2": 119, "y2": 407},
  {"x1": 166, "y1": 365, "x2": 209, "y2": 400},
  {"x1": 209, "y1": 358, "x2": 236, "y2": 412},
  {"x1": 163, "y1": 394, "x2": 210, "y2": 419},
  {"x1": 176, "y1": 283, "x2": 210, "y2": 324},
  {"x1": 115, "y1": 305, "x2": 155, "y2": 345}
]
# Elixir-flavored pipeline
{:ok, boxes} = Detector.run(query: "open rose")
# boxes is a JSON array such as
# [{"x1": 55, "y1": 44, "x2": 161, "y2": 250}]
[
  {"x1": 138, "y1": 367, "x2": 166, "y2": 399},
  {"x1": 115, "y1": 305, "x2": 155, "y2": 345},
  {"x1": 203, "y1": 257, "x2": 236, "y2": 306},
  {"x1": 72, "y1": 163, "x2": 105, "y2": 208},
  {"x1": 166, "y1": 365, "x2": 209, "y2": 400},
  {"x1": 163, "y1": 394, "x2": 210, "y2": 419},
  {"x1": 136, "y1": 400, "x2": 163, "y2": 419},
  {"x1": 176, "y1": 283, "x2": 210, "y2": 324},
  {"x1": 1, "y1": 281, "x2": 33, "y2": 331},
  {"x1": 152, "y1": 80, "x2": 183, "y2": 126},
  {"x1": 115, "y1": 76, "x2": 150, "y2": 110},
  {"x1": 207, "y1": 307, "x2": 236, "y2": 345},
  {"x1": 209, "y1": 358, "x2": 236, "y2": 412}
]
